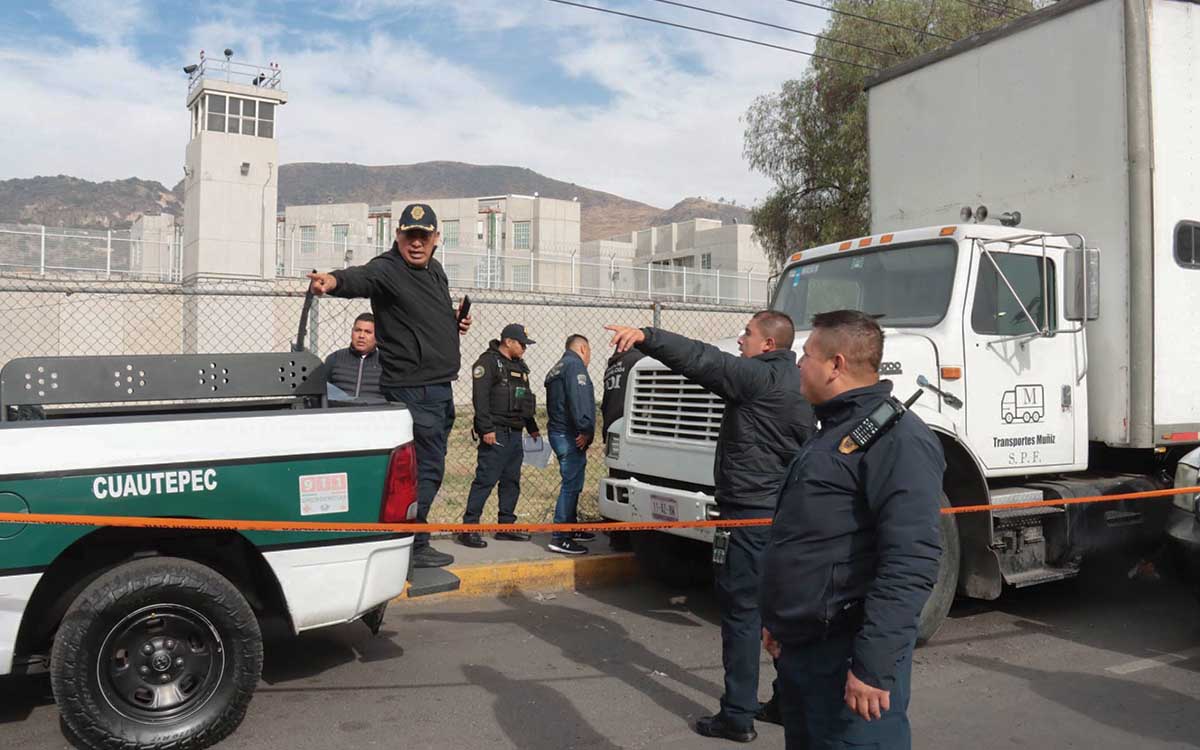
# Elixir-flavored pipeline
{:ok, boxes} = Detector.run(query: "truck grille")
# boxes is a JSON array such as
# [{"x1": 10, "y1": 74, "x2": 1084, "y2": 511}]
[{"x1": 628, "y1": 367, "x2": 723, "y2": 443}]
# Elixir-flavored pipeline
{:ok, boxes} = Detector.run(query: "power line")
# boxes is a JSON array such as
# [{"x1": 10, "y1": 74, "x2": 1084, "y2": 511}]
[
  {"x1": 545, "y1": 0, "x2": 880, "y2": 70},
  {"x1": 647, "y1": 0, "x2": 901, "y2": 59},
  {"x1": 779, "y1": 0, "x2": 956, "y2": 42},
  {"x1": 957, "y1": 0, "x2": 1023, "y2": 18}
]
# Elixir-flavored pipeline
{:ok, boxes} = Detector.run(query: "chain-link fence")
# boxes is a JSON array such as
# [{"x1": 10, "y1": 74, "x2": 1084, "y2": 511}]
[{"x1": 0, "y1": 274, "x2": 756, "y2": 527}]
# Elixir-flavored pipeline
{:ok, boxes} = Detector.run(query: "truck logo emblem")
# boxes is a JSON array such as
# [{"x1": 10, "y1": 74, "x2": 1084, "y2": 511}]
[
  {"x1": 1001, "y1": 384, "x2": 1045, "y2": 424},
  {"x1": 879, "y1": 361, "x2": 902, "y2": 376}
]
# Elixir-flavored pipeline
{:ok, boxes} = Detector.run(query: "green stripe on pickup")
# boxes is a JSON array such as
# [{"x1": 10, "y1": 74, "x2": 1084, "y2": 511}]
[{"x1": 0, "y1": 452, "x2": 394, "y2": 573}]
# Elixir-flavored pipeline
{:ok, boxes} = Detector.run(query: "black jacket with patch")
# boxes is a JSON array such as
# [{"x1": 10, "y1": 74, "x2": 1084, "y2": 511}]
[
  {"x1": 329, "y1": 243, "x2": 459, "y2": 388},
  {"x1": 471, "y1": 340, "x2": 539, "y2": 435},
  {"x1": 601, "y1": 348, "x2": 644, "y2": 443},
  {"x1": 635, "y1": 328, "x2": 814, "y2": 515},
  {"x1": 760, "y1": 380, "x2": 945, "y2": 691}
]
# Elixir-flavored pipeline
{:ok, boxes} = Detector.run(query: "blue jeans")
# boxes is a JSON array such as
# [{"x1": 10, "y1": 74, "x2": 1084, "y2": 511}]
[
  {"x1": 549, "y1": 432, "x2": 587, "y2": 542},
  {"x1": 383, "y1": 383, "x2": 455, "y2": 548}
]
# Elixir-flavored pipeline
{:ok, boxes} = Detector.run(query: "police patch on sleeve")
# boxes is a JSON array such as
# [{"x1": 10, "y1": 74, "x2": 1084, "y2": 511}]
[
  {"x1": 473, "y1": 365, "x2": 485, "y2": 379},
  {"x1": 577, "y1": 373, "x2": 589, "y2": 386}
]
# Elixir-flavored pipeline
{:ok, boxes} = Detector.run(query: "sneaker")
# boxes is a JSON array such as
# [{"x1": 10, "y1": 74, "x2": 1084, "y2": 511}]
[
  {"x1": 411, "y1": 545, "x2": 455, "y2": 568},
  {"x1": 755, "y1": 698, "x2": 782, "y2": 726},
  {"x1": 547, "y1": 539, "x2": 588, "y2": 555},
  {"x1": 494, "y1": 529, "x2": 532, "y2": 542},
  {"x1": 456, "y1": 532, "x2": 487, "y2": 549},
  {"x1": 571, "y1": 531, "x2": 596, "y2": 542},
  {"x1": 694, "y1": 714, "x2": 756, "y2": 743}
]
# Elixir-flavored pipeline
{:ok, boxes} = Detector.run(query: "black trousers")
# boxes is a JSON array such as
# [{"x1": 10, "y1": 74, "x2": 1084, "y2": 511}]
[
  {"x1": 462, "y1": 426, "x2": 525, "y2": 525},
  {"x1": 713, "y1": 523, "x2": 773, "y2": 731},
  {"x1": 384, "y1": 384, "x2": 455, "y2": 548},
  {"x1": 777, "y1": 631, "x2": 913, "y2": 749}
]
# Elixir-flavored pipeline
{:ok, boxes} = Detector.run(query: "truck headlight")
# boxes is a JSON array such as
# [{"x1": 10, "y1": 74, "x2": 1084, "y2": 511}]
[
  {"x1": 606, "y1": 433, "x2": 621, "y2": 460},
  {"x1": 1174, "y1": 460, "x2": 1199, "y2": 512}
]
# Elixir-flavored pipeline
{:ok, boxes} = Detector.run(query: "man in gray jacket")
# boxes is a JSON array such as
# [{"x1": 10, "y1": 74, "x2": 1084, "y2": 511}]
[{"x1": 324, "y1": 313, "x2": 384, "y2": 401}]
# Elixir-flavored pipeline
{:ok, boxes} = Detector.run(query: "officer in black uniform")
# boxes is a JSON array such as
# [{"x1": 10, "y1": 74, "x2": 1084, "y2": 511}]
[
  {"x1": 457, "y1": 323, "x2": 540, "y2": 548},
  {"x1": 308, "y1": 203, "x2": 471, "y2": 569},
  {"x1": 600, "y1": 347, "x2": 644, "y2": 443},
  {"x1": 607, "y1": 311, "x2": 814, "y2": 743},
  {"x1": 761, "y1": 310, "x2": 945, "y2": 750}
]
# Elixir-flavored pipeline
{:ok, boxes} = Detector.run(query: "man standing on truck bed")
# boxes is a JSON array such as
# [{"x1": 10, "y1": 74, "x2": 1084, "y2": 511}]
[
  {"x1": 606, "y1": 311, "x2": 814, "y2": 743},
  {"x1": 308, "y1": 203, "x2": 471, "y2": 569},
  {"x1": 761, "y1": 310, "x2": 943, "y2": 750}
]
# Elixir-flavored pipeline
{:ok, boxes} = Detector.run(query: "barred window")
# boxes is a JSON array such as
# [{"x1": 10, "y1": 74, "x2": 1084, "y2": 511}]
[
  {"x1": 514, "y1": 221, "x2": 531, "y2": 250},
  {"x1": 300, "y1": 226, "x2": 317, "y2": 256},
  {"x1": 442, "y1": 220, "x2": 460, "y2": 248}
]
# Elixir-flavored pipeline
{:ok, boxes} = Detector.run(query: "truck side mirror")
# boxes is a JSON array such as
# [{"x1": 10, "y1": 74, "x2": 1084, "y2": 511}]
[{"x1": 1064, "y1": 247, "x2": 1100, "y2": 321}]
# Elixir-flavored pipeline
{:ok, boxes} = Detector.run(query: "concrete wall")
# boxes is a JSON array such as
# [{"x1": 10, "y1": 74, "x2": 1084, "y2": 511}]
[
  {"x1": 283, "y1": 203, "x2": 371, "y2": 272},
  {"x1": 130, "y1": 214, "x2": 178, "y2": 280}
]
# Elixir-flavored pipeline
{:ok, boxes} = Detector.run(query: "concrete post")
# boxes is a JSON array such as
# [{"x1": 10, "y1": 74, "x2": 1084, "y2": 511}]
[
  {"x1": 652, "y1": 301, "x2": 662, "y2": 328},
  {"x1": 39, "y1": 225, "x2": 46, "y2": 276},
  {"x1": 106, "y1": 230, "x2": 112, "y2": 279}
]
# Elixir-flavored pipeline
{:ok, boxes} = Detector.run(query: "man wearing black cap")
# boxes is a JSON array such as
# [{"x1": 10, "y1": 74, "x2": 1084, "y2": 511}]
[
  {"x1": 456, "y1": 323, "x2": 541, "y2": 548},
  {"x1": 308, "y1": 203, "x2": 471, "y2": 569}
]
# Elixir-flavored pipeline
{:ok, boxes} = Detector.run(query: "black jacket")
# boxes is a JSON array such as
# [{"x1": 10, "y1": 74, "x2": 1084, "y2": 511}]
[
  {"x1": 760, "y1": 381, "x2": 945, "y2": 691},
  {"x1": 328, "y1": 243, "x2": 459, "y2": 388},
  {"x1": 636, "y1": 328, "x2": 814, "y2": 515},
  {"x1": 601, "y1": 348, "x2": 644, "y2": 443},
  {"x1": 471, "y1": 341, "x2": 539, "y2": 435},
  {"x1": 323, "y1": 347, "x2": 383, "y2": 400},
  {"x1": 545, "y1": 349, "x2": 595, "y2": 443}
]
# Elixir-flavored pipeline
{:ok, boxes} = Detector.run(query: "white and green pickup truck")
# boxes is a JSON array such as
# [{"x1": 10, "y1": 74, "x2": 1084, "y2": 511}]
[{"x1": 0, "y1": 350, "x2": 418, "y2": 750}]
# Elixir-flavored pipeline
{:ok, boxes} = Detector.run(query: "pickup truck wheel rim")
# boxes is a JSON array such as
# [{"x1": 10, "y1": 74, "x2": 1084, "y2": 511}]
[{"x1": 97, "y1": 604, "x2": 226, "y2": 723}]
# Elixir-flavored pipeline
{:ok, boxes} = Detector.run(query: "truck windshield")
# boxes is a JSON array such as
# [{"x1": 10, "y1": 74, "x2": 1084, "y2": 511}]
[{"x1": 772, "y1": 241, "x2": 957, "y2": 329}]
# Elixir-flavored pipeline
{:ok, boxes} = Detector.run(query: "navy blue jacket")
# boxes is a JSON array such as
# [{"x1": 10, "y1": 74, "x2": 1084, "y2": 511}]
[
  {"x1": 760, "y1": 380, "x2": 945, "y2": 691},
  {"x1": 637, "y1": 328, "x2": 813, "y2": 515},
  {"x1": 544, "y1": 350, "x2": 595, "y2": 443}
]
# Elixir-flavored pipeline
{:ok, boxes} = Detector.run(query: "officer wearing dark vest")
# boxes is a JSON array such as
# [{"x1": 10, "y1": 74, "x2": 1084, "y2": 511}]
[
  {"x1": 761, "y1": 310, "x2": 944, "y2": 750},
  {"x1": 457, "y1": 323, "x2": 540, "y2": 548},
  {"x1": 607, "y1": 311, "x2": 814, "y2": 743}
]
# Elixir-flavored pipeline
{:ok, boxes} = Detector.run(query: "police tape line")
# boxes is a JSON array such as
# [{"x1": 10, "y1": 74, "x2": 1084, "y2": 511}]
[{"x1": 0, "y1": 485, "x2": 1196, "y2": 535}]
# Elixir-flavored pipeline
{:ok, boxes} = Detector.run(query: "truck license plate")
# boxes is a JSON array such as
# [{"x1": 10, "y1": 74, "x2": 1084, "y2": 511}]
[{"x1": 651, "y1": 496, "x2": 678, "y2": 522}]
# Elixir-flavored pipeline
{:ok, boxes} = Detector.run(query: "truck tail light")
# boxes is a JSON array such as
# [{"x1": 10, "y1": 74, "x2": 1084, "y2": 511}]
[{"x1": 380, "y1": 442, "x2": 419, "y2": 523}]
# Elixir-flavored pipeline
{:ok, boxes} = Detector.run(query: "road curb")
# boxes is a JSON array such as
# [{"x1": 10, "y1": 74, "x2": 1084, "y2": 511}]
[{"x1": 394, "y1": 551, "x2": 641, "y2": 602}]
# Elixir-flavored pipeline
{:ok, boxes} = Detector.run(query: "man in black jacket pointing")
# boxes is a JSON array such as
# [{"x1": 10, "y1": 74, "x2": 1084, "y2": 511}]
[
  {"x1": 308, "y1": 203, "x2": 471, "y2": 570},
  {"x1": 607, "y1": 310, "x2": 814, "y2": 743}
]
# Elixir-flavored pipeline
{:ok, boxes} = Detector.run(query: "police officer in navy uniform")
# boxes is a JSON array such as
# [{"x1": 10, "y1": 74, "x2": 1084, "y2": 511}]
[
  {"x1": 607, "y1": 311, "x2": 814, "y2": 743},
  {"x1": 308, "y1": 203, "x2": 471, "y2": 569},
  {"x1": 761, "y1": 310, "x2": 945, "y2": 750},
  {"x1": 457, "y1": 323, "x2": 540, "y2": 548}
]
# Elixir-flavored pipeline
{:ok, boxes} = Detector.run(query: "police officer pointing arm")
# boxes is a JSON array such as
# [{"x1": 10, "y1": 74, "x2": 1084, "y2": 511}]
[
  {"x1": 307, "y1": 204, "x2": 471, "y2": 570},
  {"x1": 607, "y1": 311, "x2": 814, "y2": 743},
  {"x1": 760, "y1": 310, "x2": 945, "y2": 750}
]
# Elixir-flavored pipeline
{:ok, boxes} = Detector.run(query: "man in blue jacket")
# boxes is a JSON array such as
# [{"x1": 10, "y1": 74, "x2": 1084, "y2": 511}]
[
  {"x1": 544, "y1": 334, "x2": 596, "y2": 555},
  {"x1": 761, "y1": 310, "x2": 945, "y2": 749}
]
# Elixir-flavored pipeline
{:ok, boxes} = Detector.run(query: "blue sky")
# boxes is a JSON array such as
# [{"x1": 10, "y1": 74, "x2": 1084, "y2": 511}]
[{"x1": 0, "y1": 0, "x2": 829, "y2": 207}]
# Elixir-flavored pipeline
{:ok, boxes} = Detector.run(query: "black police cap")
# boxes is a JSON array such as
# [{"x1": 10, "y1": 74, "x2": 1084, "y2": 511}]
[{"x1": 398, "y1": 203, "x2": 437, "y2": 232}]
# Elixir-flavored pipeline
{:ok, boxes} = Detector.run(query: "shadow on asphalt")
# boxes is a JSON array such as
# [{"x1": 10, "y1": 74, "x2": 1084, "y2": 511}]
[
  {"x1": 261, "y1": 620, "x2": 406, "y2": 685},
  {"x1": 411, "y1": 587, "x2": 722, "y2": 744},
  {"x1": 959, "y1": 654, "x2": 1200, "y2": 746},
  {"x1": 0, "y1": 673, "x2": 53, "y2": 724}
]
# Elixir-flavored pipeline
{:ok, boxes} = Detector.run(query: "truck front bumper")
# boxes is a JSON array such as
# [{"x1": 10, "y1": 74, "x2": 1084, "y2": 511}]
[
  {"x1": 599, "y1": 476, "x2": 716, "y2": 543},
  {"x1": 1165, "y1": 505, "x2": 1200, "y2": 578}
]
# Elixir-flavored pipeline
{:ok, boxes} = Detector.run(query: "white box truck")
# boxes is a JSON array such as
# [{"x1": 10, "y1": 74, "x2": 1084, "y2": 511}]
[{"x1": 600, "y1": 0, "x2": 1200, "y2": 640}]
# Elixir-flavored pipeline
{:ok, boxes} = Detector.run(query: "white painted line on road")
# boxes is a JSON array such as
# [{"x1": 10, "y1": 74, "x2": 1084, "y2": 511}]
[{"x1": 1105, "y1": 646, "x2": 1200, "y2": 675}]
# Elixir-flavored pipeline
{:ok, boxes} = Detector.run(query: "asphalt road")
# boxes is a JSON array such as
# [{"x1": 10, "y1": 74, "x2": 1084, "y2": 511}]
[{"x1": 3, "y1": 556, "x2": 1199, "y2": 749}]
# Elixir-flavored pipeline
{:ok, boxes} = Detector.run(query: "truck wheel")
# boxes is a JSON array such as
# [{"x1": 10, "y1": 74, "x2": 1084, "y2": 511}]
[
  {"x1": 50, "y1": 557, "x2": 263, "y2": 750},
  {"x1": 917, "y1": 495, "x2": 960, "y2": 646},
  {"x1": 631, "y1": 531, "x2": 712, "y2": 589}
]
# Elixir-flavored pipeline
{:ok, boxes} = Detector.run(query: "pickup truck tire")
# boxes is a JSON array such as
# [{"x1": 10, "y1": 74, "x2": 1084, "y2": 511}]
[
  {"x1": 50, "y1": 557, "x2": 263, "y2": 750},
  {"x1": 631, "y1": 531, "x2": 712, "y2": 589},
  {"x1": 917, "y1": 494, "x2": 960, "y2": 645}
]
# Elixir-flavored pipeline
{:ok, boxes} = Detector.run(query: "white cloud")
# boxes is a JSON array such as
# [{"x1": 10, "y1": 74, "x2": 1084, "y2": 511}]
[
  {"x1": 0, "y1": 0, "x2": 826, "y2": 209},
  {"x1": 51, "y1": 0, "x2": 151, "y2": 43}
]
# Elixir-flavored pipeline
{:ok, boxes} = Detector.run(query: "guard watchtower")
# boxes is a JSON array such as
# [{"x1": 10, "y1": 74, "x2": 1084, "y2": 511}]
[{"x1": 181, "y1": 50, "x2": 287, "y2": 281}]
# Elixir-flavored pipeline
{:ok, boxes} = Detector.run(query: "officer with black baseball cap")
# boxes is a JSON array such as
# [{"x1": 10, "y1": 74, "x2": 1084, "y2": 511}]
[
  {"x1": 457, "y1": 323, "x2": 541, "y2": 548},
  {"x1": 308, "y1": 203, "x2": 472, "y2": 569}
]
